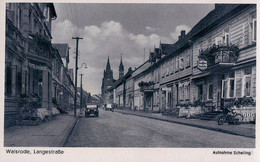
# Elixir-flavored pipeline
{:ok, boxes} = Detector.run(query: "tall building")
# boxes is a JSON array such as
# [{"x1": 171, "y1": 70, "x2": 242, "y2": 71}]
[
  {"x1": 101, "y1": 57, "x2": 114, "y2": 103},
  {"x1": 119, "y1": 54, "x2": 124, "y2": 79}
]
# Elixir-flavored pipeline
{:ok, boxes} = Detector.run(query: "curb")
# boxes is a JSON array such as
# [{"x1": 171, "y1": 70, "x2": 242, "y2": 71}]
[
  {"x1": 50, "y1": 116, "x2": 79, "y2": 147},
  {"x1": 116, "y1": 111, "x2": 255, "y2": 138}
]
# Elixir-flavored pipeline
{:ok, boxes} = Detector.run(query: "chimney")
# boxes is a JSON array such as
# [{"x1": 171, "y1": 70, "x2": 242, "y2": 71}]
[
  {"x1": 178, "y1": 30, "x2": 186, "y2": 40},
  {"x1": 181, "y1": 30, "x2": 186, "y2": 39}
]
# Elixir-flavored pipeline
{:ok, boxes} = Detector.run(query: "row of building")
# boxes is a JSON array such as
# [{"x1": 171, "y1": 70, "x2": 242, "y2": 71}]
[
  {"x1": 101, "y1": 4, "x2": 256, "y2": 114},
  {"x1": 4, "y1": 3, "x2": 92, "y2": 127}
]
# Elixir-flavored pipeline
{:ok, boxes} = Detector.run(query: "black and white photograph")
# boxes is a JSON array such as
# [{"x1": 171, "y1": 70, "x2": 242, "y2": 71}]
[{"x1": 1, "y1": 1, "x2": 259, "y2": 161}]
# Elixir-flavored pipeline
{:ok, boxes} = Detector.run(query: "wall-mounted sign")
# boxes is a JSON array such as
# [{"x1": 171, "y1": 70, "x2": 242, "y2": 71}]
[
  {"x1": 162, "y1": 87, "x2": 171, "y2": 91},
  {"x1": 198, "y1": 60, "x2": 207, "y2": 70}
]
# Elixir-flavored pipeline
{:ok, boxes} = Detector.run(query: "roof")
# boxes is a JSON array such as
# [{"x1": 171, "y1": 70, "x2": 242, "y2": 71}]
[
  {"x1": 160, "y1": 43, "x2": 175, "y2": 55},
  {"x1": 188, "y1": 4, "x2": 250, "y2": 40},
  {"x1": 53, "y1": 43, "x2": 69, "y2": 58},
  {"x1": 132, "y1": 61, "x2": 151, "y2": 78}
]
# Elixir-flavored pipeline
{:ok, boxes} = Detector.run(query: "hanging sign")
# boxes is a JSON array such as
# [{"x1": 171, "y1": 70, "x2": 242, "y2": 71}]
[{"x1": 198, "y1": 60, "x2": 207, "y2": 70}]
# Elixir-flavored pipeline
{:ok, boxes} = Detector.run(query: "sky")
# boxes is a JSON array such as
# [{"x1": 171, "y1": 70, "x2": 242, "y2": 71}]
[{"x1": 51, "y1": 3, "x2": 215, "y2": 95}]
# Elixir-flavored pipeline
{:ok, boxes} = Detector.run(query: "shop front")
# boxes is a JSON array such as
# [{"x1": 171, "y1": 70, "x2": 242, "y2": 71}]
[{"x1": 28, "y1": 62, "x2": 52, "y2": 109}]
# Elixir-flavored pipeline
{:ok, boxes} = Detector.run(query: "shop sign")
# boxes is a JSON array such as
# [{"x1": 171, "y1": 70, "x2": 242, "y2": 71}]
[
  {"x1": 29, "y1": 63, "x2": 47, "y2": 71},
  {"x1": 198, "y1": 60, "x2": 207, "y2": 70},
  {"x1": 162, "y1": 87, "x2": 171, "y2": 91}
]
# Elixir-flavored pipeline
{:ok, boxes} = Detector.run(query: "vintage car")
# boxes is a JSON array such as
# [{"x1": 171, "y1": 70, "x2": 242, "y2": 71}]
[
  {"x1": 105, "y1": 104, "x2": 114, "y2": 111},
  {"x1": 85, "y1": 104, "x2": 99, "y2": 117}
]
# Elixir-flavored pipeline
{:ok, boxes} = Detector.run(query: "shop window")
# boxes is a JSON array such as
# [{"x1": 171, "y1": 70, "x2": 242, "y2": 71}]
[{"x1": 208, "y1": 83, "x2": 213, "y2": 100}]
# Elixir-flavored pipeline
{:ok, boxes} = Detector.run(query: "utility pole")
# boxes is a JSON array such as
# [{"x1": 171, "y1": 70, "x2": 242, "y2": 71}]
[
  {"x1": 72, "y1": 37, "x2": 83, "y2": 118},
  {"x1": 80, "y1": 74, "x2": 84, "y2": 114}
]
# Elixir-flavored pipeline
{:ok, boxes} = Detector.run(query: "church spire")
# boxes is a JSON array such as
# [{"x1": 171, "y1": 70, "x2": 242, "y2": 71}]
[
  {"x1": 106, "y1": 56, "x2": 111, "y2": 71},
  {"x1": 119, "y1": 53, "x2": 124, "y2": 78}
]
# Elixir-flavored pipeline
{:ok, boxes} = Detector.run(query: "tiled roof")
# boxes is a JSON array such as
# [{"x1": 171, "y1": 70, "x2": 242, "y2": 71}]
[{"x1": 53, "y1": 43, "x2": 68, "y2": 58}]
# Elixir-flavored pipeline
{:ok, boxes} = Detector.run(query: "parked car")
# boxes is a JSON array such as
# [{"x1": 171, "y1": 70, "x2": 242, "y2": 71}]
[
  {"x1": 85, "y1": 104, "x2": 99, "y2": 117},
  {"x1": 105, "y1": 104, "x2": 113, "y2": 111}
]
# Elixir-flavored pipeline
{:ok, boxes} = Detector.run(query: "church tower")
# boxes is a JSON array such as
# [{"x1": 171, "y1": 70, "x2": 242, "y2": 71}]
[
  {"x1": 119, "y1": 53, "x2": 124, "y2": 79},
  {"x1": 101, "y1": 56, "x2": 114, "y2": 103}
]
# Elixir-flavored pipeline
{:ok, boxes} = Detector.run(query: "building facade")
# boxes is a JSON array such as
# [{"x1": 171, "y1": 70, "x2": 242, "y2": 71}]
[
  {"x1": 5, "y1": 3, "x2": 57, "y2": 127},
  {"x1": 190, "y1": 4, "x2": 256, "y2": 112}
]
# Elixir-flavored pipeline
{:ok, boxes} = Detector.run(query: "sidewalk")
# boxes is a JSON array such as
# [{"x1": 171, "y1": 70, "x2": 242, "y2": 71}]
[
  {"x1": 115, "y1": 109, "x2": 255, "y2": 138},
  {"x1": 4, "y1": 110, "x2": 80, "y2": 147}
]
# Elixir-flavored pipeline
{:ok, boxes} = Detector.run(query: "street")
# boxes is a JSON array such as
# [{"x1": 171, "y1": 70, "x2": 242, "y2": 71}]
[{"x1": 64, "y1": 109, "x2": 255, "y2": 147}]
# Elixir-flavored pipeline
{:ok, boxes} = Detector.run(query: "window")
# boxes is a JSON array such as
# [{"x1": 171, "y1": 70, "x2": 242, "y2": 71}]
[
  {"x1": 249, "y1": 12, "x2": 256, "y2": 43},
  {"x1": 176, "y1": 56, "x2": 179, "y2": 71},
  {"x1": 171, "y1": 59, "x2": 174, "y2": 74},
  {"x1": 222, "y1": 72, "x2": 235, "y2": 98},
  {"x1": 198, "y1": 84, "x2": 203, "y2": 101},
  {"x1": 5, "y1": 62, "x2": 12, "y2": 96},
  {"x1": 223, "y1": 27, "x2": 230, "y2": 45},
  {"x1": 244, "y1": 76, "x2": 251, "y2": 96},
  {"x1": 208, "y1": 83, "x2": 213, "y2": 100},
  {"x1": 243, "y1": 67, "x2": 252, "y2": 97},
  {"x1": 184, "y1": 82, "x2": 190, "y2": 100},
  {"x1": 186, "y1": 51, "x2": 190, "y2": 68},
  {"x1": 180, "y1": 57, "x2": 184, "y2": 70},
  {"x1": 179, "y1": 83, "x2": 185, "y2": 101},
  {"x1": 222, "y1": 78, "x2": 235, "y2": 98}
]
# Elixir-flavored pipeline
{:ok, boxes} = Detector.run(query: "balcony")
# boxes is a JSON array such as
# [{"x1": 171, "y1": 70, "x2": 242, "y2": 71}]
[
  {"x1": 27, "y1": 34, "x2": 54, "y2": 60},
  {"x1": 198, "y1": 44, "x2": 239, "y2": 69}
]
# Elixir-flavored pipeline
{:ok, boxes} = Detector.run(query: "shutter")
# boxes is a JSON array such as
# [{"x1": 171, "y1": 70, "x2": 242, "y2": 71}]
[{"x1": 236, "y1": 77, "x2": 242, "y2": 97}]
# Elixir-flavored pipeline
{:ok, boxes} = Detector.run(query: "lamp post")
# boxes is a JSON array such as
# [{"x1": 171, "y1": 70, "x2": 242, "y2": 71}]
[{"x1": 80, "y1": 74, "x2": 83, "y2": 114}]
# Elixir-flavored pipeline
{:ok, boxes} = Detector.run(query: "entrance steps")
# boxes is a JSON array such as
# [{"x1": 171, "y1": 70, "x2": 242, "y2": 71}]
[{"x1": 200, "y1": 111, "x2": 222, "y2": 121}]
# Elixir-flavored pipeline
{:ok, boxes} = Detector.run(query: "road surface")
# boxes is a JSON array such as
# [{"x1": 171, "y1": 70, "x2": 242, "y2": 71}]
[{"x1": 64, "y1": 109, "x2": 255, "y2": 147}]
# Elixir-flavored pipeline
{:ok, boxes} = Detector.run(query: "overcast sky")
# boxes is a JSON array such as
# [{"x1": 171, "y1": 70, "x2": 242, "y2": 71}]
[{"x1": 52, "y1": 3, "x2": 214, "y2": 95}]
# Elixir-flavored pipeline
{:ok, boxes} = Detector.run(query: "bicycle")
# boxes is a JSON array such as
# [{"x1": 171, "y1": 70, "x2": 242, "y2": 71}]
[{"x1": 217, "y1": 109, "x2": 243, "y2": 125}]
